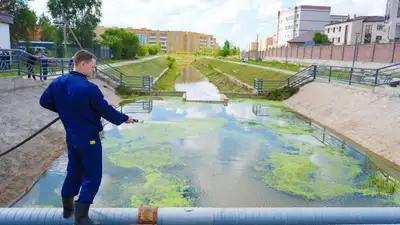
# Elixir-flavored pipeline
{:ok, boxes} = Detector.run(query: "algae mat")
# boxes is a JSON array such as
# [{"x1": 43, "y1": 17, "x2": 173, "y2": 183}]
[{"x1": 11, "y1": 99, "x2": 400, "y2": 208}]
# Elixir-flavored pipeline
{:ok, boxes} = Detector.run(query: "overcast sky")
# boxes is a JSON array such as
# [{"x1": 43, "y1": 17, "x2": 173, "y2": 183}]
[{"x1": 29, "y1": 0, "x2": 387, "y2": 49}]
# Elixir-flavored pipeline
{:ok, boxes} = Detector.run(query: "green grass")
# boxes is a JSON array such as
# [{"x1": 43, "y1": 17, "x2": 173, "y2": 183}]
[
  {"x1": 101, "y1": 55, "x2": 153, "y2": 64},
  {"x1": 154, "y1": 66, "x2": 180, "y2": 91},
  {"x1": 191, "y1": 60, "x2": 253, "y2": 93},
  {"x1": 118, "y1": 57, "x2": 167, "y2": 77},
  {"x1": 227, "y1": 58, "x2": 301, "y2": 72},
  {"x1": 196, "y1": 58, "x2": 291, "y2": 90}
]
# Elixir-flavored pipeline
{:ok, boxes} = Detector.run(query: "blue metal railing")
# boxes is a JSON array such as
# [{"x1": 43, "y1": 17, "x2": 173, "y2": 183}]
[
  {"x1": 1, "y1": 207, "x2": 400, "y2": 225},
  {"x1": 0, "y1": 49, "x2": 154, "y2": 89}
]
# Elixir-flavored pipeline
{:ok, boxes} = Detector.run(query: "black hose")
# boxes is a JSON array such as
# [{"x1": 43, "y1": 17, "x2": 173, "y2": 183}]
[{"x1": 0, "y1": 117, "x2": 60, "y2": 158}]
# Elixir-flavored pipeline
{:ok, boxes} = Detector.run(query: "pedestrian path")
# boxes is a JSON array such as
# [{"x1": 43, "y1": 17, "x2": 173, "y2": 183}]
[{"x1": 206, "y1": 57, "x2": 296, "y2": 75}]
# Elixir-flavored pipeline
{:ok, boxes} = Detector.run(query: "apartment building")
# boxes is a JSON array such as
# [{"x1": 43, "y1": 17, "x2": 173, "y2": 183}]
[
  {"x1": 325, "y1": 16, "x2": 385, "y2": 45},
  {"x1": 247, "y1": 41, "x2": 258, "y2": 51},
  {"x1": 276, "y1": 5, "x2": 335, "y2": 47},
  {"x1": 96, "y1": 26, "x2": 217, "y2": 53},
  {"x1": 384, "y1": 0, "x2": 400, "y2": 42},
  {"x1": 256, "y1": 37, "x2": 274, "y2": 51}
]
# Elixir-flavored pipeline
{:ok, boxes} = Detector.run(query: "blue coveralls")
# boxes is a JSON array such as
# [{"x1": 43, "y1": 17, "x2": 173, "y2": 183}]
[{"x1": 39, "y1": 71, "x2": 128, "y2": 204}]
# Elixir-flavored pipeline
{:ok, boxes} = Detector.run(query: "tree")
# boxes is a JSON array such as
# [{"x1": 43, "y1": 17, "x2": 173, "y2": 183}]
[
  {"x1": 147, "y1": 44, "x2": 160, "y2": 55},
  {"x1": 1, "y1": 0, "x2": 37, "y2": 44},
  {"x1": 47, "y1": 0, "x2": 102, "y2": 48},
  {"x1": 219, "y1": 40, "x2": 230, "y2": 57},
  {"x1": 100, "y1": 28, "x2": 140, "y2": 59},
  {"x1": 313, "y1": 32, "x2": 329, "y2": 45},
  {"x1": 38, "y1": 13, "x2": 55, "y2": 41},
  {"x1": 138, "y1": 45, "x2": 148, "y2": 56}
]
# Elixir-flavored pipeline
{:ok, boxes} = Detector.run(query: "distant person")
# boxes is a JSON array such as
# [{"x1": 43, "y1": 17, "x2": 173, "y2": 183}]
[
  {"x1": 39, "y1": 50, "x2": 135, "y2": 225},
  {"x1": 26, "y1": 50, "x2": 39, "y2": 80},
  {"x1": 41, "y1": 51, "x2": 49, "y2": 80}
]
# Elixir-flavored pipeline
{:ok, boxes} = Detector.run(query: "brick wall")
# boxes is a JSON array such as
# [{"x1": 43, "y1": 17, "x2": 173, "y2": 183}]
[{"x1": 245, "y1": 43, "x2": 400, "y2": 63}]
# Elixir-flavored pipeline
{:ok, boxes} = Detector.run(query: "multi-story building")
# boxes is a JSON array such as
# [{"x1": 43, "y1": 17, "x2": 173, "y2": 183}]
[
  {"x1": 275, "y1": 5, "x2": 347, "y2": 47},
  {"x1": 96, "y1": 26, "x2": 218, "y2": 53},
  {"x1": 325, "y1": 16, "x2": 385, "y2": 45},
  {"x1": 0, "y1": 12, "x2": 13, "y2": 48},
  {"x1": 247, "y1": 41, "x2": 258, "y2": 51},
  {"x1": 256, "y1": 37, "x2": 274, "y2": 51},
  {"x1": 384, "y1": 0, "x2": 400, "y2": 42},
  {"x1": 276, "y1": 5, "x2": 333, "y2": 47}
]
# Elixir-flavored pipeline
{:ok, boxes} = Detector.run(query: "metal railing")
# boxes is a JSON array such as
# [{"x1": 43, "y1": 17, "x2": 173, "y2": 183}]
[
  {"x1": 254, "y1": 63, "x2": 400, "y2": 92},
  {"x1": 254, "y1": 65, "x2": 315, "y2": 92},
  {"x1": 0, "y1": 49, "x2": 154, "y2": 90}
]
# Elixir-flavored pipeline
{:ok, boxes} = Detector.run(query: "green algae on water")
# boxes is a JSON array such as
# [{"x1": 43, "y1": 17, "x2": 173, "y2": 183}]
[
  {"x1": 255, "y1": 146, "x2": 381, "y2": 200},
  {"x1": 129, "y1": 173, "x2": 196, "y2": 207}
]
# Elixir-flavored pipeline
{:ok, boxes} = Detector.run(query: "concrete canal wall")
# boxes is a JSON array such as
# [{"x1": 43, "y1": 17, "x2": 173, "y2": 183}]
[
  {"x1": 285, "y1": 80, "x2": 400, "y2": 166},
  {"x1": 0, "y1": 77, "x2": 121, "y2": 206}
]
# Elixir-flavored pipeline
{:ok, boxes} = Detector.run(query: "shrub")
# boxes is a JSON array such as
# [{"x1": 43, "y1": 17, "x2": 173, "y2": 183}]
[{"x1": 263, "y1": 86, "x2": 299, "y2": 101}]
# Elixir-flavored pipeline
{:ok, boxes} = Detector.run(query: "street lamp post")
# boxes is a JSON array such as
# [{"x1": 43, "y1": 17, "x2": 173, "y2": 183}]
[{"x1": 351, "y1": 33, "x2": 360, "y2": 69}]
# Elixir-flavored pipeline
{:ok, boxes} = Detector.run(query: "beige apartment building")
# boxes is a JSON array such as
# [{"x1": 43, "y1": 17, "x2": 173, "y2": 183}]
[
  {"x1": 96, "y1": 26, "x2": 218, "y2": 53},
  {"x1": 248, "y1": 37, "x2": 274, "y2": 51}
]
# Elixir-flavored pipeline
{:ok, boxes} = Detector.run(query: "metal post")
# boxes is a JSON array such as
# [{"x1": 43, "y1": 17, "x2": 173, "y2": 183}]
[
  {"x1": 329, "y1": 66, "x2": 332, "y2": 82},
  {"x1": 17, "y1": 52, "x2": 21, "y2": 77},
  {"x1": 351, "y1": 33, "x2": 360, "y2": 69},
  {"x1": 373, "y1": 69, "x2": 379, "y2": 92}
]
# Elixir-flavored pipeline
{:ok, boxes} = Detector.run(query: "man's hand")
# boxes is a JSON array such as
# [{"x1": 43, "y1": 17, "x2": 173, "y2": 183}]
[{"x1": 125, "y1": 116, "x2": 135, "y2": 124}]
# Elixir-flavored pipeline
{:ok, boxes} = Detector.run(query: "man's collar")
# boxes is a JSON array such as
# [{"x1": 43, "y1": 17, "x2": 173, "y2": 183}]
[{"x1": 70, "y1": 71, "x2": 88, "y2": 80}]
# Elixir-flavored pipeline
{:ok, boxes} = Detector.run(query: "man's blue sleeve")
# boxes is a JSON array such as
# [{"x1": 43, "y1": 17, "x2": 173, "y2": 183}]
[
  {"x1": 39, "y1": 83, "x2": 57, "y2": 113},
  {"x1": 90, "y1": 85, "x2": 129, "y2": 126}
]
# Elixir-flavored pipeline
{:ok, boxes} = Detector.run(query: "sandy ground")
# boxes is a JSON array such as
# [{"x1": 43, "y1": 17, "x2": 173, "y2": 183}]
[
  {"x1": 285, "y1": 80, "x2": 400, "y2": 166},
  {"x1": 0, "y1": 77, "x2": 121, "y2": 206}
]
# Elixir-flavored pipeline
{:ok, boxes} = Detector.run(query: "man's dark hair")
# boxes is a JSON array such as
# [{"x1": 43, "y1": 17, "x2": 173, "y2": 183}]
[{"x1": 73, "y1": 50, "x2": 96, "y2": 67}]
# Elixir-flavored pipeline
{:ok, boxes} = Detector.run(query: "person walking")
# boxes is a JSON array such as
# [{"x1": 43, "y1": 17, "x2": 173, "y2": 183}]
[
  {"x1": 41, "y1": 51, "x2": 49, "y2": 80},
  {"x1": 39, "y1": 50, "x2": 135, "y2": 225},
  {"x1": 26, "y1": 50, "x2": 39, "y2": 80}
]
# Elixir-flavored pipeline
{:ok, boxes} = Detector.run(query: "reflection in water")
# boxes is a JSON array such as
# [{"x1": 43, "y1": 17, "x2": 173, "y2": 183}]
[
  {"x1": 12, "y1": 99, "x2": 400, "y2": 208},
  {"x1": 175, "y1": 66, "x2": 221, "y2": 101}
]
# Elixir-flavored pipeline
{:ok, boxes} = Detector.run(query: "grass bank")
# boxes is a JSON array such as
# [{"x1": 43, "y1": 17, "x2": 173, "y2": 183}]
[
  {"x1": 196, "y1": 57, "x2": 291, "y2": 87},
  {"x1": 118, "y1": 56, "x2": 167, "y2": 77},
  {"x1": 227, "y1": 58, "x2": 301, "y2": 72},
  {"x1": 191, "y1": 60, "x2": 253, "y2": 93},
  {"x1": 154, "y1": 56, "x2": 181, "y2": 91}
]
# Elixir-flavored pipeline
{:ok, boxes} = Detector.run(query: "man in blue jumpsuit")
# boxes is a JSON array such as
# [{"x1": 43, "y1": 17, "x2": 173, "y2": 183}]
[{"x1": 40, "y1": 50, "x2": 134, "y2": 225}]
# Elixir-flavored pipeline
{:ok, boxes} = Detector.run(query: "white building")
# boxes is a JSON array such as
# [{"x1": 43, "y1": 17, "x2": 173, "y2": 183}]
[
  {"x1": 325, "y1": 16, "x2": 385, "y2": 45},
  {"x1": 276, "y1": 5, "x2": 344, "y2": 47},
  {"x1": 0, "y1": 12, "x2": 13, "y2": 49},
  {"x1": 384, "y1": 0, "x2": 400, "y2": 42}
]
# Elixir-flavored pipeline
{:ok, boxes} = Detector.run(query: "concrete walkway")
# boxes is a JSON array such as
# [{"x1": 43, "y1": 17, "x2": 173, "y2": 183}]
[{"x1": 206, "y1": 57, "x2": 296, "y2": 75}]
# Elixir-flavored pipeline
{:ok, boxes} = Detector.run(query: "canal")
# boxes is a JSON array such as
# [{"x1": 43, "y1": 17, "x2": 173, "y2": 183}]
[{"x1": 12, "y1": 98, "x2": 400, "y2": 208}]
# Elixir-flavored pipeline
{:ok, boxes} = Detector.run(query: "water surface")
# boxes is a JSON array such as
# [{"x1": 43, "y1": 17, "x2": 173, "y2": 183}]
[
  {"x1": 12, "y1": 99, "x2": 400, "y2": 208},
  {"x1": 175, "y1": 66, "x2": 222, "y2": 101}
]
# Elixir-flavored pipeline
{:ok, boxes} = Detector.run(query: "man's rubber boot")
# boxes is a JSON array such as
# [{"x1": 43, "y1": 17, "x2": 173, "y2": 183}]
[
  {"x1": 62, "y1": 197, "x2": 74, "y2": 218},
  {"x1": 74, "y1": 201, "x2": 101, "y2": 225}
]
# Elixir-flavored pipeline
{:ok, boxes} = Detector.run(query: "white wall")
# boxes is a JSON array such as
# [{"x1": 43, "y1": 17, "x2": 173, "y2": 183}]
[
  {"x1": 0, "y1": 23, "x2": 11, "y2": 49},
  {"x1": 362, "y1": 22, "x2": 386, "y2": 43},
  {"x1": 384, "y1": 0, "x2": 400, "y2": 41}
]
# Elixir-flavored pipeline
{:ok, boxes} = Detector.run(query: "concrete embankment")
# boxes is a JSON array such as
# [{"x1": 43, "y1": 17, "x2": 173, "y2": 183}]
[
  {"x1": 0, "y1": 76, "x2": 121, "y2": 206},
  {"x1": 285, "y1": 81, "x2": 400, "y2": 166}
]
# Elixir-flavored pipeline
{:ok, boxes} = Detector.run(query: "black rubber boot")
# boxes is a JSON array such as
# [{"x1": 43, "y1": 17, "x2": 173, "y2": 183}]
[
  {"x1": 74, "y1": 201, "x2": 101, "y2": 225},
  {"x1": 62, "y1": 197, "x2": 74, "y2": 218}
]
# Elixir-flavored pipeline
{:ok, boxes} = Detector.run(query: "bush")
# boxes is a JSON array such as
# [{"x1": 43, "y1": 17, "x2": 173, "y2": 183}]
[
  {"x1": 166, "y1": 56, "x2": 176, "y2": 69},
  {"x1": 138, "y1": 45, "x2": 148, "y2": 56},
  {"x1": 116, "y1": 85, "x2": 134, "y2": 96},
  {"x1": 263, "y1": 86, "x2": 299, "y2": 101}
]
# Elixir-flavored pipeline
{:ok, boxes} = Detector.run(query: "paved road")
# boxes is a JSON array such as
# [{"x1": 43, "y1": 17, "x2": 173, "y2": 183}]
[{"x1": 206, "y1": 57, "x2": 296, "y2": 75}]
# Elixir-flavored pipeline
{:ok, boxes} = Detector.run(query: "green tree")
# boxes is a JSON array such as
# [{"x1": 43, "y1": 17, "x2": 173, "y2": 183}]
[
  {"x1": 100, "y1": 28, "x2": 140, "y2": 59},
  {"x1": 47, "y1": 0, "x2": 102, "y2": 48},
  {"x1": 138, "y1": 45, "x2": 148, "y2": 56},
  {"x1": 313, "y1": 32, "x2": 329, "y2": 45},
  {"x1": 219, "y1": 40, "x2": 230, "y2": 57},
  {"x1": 1, "y1": 0, "x2": 37, "y2": 44},
  {"x1": 147, "y1": 44, "x2": 160, "y2": 55},
  {"x1": 38, "y1": 13, "x2": 55, "y2": 41}
]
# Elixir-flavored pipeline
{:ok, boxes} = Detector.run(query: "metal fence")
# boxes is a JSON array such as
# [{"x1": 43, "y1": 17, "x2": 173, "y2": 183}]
[
  {"x1": 0, "y1": 49, "x2": 154, "y2": 90},
  {"x1": 253, "y1": 63, "x2": 400, "y2": 92}
]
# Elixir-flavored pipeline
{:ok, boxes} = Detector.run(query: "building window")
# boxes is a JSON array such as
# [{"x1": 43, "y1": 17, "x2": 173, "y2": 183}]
[
  {"x1": 364, "y1": 25, "x2": 372, "y2": 44},
  {"x1": 296, "y1": 13, "x2": 299, "y2": 19},
  {"x1": 338, "y1": 37, "x2": 340, "y2": 43},
  {"x1": 339, "y1": 26, "x2": 341, "y2": 32},
  {"x1": 296, "y1": 24, "x2": 298, "y2": 28},
  {"x1": 377, "y1": 24, "x2": 384, "y2": 31},
  {"x1": 376, "y1": 36, "x2": 382, "y2": 43},
  {"x1": 327, "y1": 28, "x2": 330, "y2": 33},
  {"x1": 333, "y1": 27, "x2": 335, "y2": 33}
]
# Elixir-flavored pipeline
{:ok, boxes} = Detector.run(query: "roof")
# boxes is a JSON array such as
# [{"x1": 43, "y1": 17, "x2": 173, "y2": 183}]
[
  {"x1": 287, "y1": 31, "x2": 317, "y2": 43},
  {"x1": 0, "y1": 12, "x2": 13, "y2": 24},
  {"x1": 325, "y1": 16, "x2": 384, "y2": 26}
]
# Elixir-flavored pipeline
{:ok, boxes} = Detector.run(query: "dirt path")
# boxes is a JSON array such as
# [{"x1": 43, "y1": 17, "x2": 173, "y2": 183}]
[
  {"x1": 0, "y1": 77, "x2": 121, "y2": 206},
  {"x1": 285, "y1": 81, "x2": 400, "y2": 166}
]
